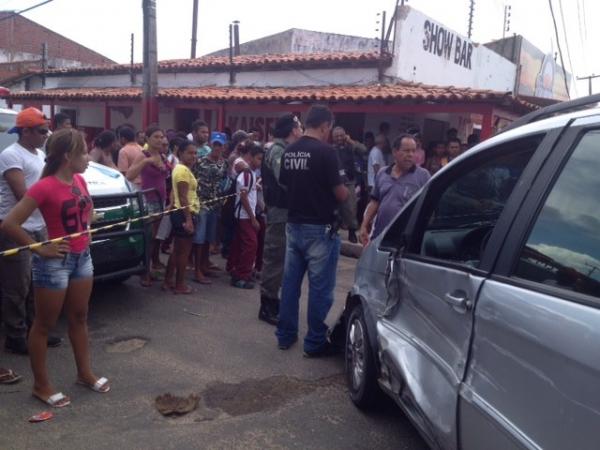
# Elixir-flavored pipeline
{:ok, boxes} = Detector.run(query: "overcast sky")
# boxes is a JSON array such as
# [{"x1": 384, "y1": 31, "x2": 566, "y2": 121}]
[{"x1": 7, "y1": 0, "x2": 599, "y2": 97}]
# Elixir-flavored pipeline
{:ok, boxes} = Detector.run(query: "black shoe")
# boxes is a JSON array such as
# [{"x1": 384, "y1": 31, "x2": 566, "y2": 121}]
[
  {"x1": 258, "y1": 296, "x2": 279, "y2": 326},
  {"x1": 348, "y1": 230, "x2": 358, "y2": 244},
  {"x1": 47, "y1": 336, "x2": 63, "y2": 348},
  {"x1": 4, "y1": 337, "x2": 28, "y2": 355},
  {"x1": 278, "y1": 336, "x2": 298, "y2": 350},
  {"x1": 303, "y1": 341, "x2": 341, "y2": 358}
]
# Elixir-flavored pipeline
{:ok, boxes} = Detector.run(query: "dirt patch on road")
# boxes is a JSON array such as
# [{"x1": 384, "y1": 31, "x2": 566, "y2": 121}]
[
  {"x1": 105, "y1": 336, "x2": 148, "y2": 353},
  {"x1": 202, "y1": 375, "x2": 343, "y2": 417}
]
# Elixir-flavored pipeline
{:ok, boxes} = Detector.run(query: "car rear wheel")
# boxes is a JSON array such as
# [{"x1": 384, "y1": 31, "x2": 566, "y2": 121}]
[{"x1": 345, "y1": 304, "x2": 382, "y2": 409}]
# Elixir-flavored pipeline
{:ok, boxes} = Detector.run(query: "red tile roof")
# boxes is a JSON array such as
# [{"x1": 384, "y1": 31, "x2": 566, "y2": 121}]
[
  {"x1": 3, "y1": 83, "x2": 538, "y2": 111},
  {"x1": 0, "y1": 12, "x2": 114, "y2": 66},
  {"x1": 33, "y1": 52, "x2": 387, "y2": 76}
]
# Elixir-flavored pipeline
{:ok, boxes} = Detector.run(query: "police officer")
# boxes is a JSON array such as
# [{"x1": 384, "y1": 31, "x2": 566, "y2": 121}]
[
  {"x1": 259, "y1": 114, "x2": 303, "y2": 325},
  {"x1": 276, "y1": 105, "x2": 348, "y2": 357}
]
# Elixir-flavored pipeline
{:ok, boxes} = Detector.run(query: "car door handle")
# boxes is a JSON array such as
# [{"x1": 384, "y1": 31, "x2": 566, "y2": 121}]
[{"x1": 444, "y1": 292, "x2": 471, "y2": 311}]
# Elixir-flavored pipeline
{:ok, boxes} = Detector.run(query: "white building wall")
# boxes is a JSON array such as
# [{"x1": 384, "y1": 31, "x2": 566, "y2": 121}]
[
  {"x1": 158, "y1": 107, "x2": 175, "y2": 130},
  {"x1": 38, "y1": 67, "x2": 379, "y2": 90},
  {"x1": 387, "y1": 5, "x2": 516, "y2": 92},
  {"x1": 109, "y1": 105, "x2": 142, "y2": 130},
  {"x1": 45, "y1": 74, "x2": 139, "y2": 89}
]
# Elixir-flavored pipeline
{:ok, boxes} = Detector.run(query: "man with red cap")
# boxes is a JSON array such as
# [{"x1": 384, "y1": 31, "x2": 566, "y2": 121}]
[{"x1": 0, "y1": 108, "x2": 62, "y2": 354}]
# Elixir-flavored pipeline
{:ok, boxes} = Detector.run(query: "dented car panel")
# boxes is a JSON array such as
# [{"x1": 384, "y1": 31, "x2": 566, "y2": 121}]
[
  {"x1": 344, "y1": 104, "x2": 600, "y2": 450},
  {"x1": 377, "y1": 257, "x2": 484, "y2": 450}
]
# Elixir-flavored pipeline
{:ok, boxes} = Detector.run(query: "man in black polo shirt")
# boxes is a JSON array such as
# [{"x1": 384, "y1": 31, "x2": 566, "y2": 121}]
[{"x1": 276, "y1": 105, "x2": 348, "y2": 357}]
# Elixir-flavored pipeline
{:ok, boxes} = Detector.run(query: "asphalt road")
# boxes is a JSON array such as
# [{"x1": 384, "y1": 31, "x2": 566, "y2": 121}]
[{"x1": 0, "y1": 254, "x2": 427, "y2": 450}]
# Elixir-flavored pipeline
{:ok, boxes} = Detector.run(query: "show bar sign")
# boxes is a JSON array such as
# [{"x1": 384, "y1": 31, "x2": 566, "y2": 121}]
[{"x1": 422, "y1": 20, "x2": 473, "y2": 69}]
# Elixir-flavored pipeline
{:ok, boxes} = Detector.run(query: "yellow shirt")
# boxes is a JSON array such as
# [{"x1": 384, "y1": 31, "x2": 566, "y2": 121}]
[{"x1": 172, "y1": 164, "x2": 200, "y2": 213}]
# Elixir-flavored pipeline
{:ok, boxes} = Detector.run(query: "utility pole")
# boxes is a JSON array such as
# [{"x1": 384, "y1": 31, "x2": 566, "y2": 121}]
[
  {"x1": 467, "y1": 0, "x2": 475, "y2": 39},
  {"x1": 228, "y1": 22, "x2": 234, "y2": 85},
  {"x1": 577, "y1": 74, "x2": 600, "y2": 96},
  {"x1": 130, "y1": 33, "x2": 135, "y2": 84},
  {"x1": 233, "y1": 20, "x2": 240, "y2": 56},
  {"x1": 142, "y1": 0, "x2": 158, "y2": 129},
  {"x1": 503, "y1": 4, "x2": 511, "y2": 38},
  {"x1": 41, "y1": 42, "x2": 47, "y2": 88},
  {"x1": 190, "y1": 0, "x2": 198, "y2": 59},
  {"x1": 380, "y1": 11, "x2": 386, "y2": 55}
]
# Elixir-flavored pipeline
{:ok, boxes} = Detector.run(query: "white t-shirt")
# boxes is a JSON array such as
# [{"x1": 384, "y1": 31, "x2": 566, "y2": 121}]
[
  {"x1": 235, "y1": 169, "x2": 257, "y2": 220},
  {"x1": 367, "y1": 146, "x2": 386, "y2": 188},
  {"x1": 0, "y1": 142, "x2": 46, "y2": 232}
]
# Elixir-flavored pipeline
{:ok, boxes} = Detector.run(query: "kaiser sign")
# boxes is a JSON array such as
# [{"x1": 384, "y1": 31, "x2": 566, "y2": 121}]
[{"x1": 388, "y1": 6, "x2": 516, "y2": 92}]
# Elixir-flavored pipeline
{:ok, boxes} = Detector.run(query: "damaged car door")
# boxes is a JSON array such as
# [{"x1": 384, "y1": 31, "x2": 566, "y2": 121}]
[{"x1": 378, "y1": 136, "x2": 543, "y2": 450}]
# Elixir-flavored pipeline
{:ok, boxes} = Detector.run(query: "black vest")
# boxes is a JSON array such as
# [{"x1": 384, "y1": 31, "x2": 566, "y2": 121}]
[{"x1": 262, "y1": 141, "x2": 288, "y2": 210}]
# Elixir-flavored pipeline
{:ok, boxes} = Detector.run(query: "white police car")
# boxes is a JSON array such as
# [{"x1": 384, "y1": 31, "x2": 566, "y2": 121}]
[{"x1": 0, "y1": 108, "x2": 147, "y2": 282}]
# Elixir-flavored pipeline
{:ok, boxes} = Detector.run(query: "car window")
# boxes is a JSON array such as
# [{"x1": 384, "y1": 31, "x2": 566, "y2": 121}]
[
  {"x1": 380, "y1": 200, "x2": 416, "y2": 248},
  {"x1": 411, "y1": 136, "x2": 542, "y2": 267},
  {"x1": 514, "y1": 130, "x2": 600, "y2": 299}
]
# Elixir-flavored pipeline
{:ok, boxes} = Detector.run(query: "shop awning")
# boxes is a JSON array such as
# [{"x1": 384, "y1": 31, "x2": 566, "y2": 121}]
[{"x1": 3, "y1": 83, "x2": 539, "y2": 112}]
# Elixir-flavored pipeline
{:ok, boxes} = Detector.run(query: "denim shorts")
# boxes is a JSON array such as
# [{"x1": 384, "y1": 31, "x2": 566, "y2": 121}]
[
  {"x1": 32, "y1": 248, "x2": 94, "y2": 290},
  {"x1": 193, "y1": 209, "x2": 219, "y2": 244},
  {"x1": 170, "y1": 210, "x2": 197, "y2": 238}
]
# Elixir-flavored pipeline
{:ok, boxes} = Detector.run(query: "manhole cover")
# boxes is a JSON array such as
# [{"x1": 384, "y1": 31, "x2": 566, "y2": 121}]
[
  {"x1": 202, "y1": 375, "x2": 341, "y2": 417},
  {"x1": 105, "y1": 337, "x2": 148, "y2": 353}
]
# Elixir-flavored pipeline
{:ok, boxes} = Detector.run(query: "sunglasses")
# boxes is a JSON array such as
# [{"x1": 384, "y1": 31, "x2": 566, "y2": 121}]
[{"x1": 35, "y1": 128, "x2": 49, "y2": 135}]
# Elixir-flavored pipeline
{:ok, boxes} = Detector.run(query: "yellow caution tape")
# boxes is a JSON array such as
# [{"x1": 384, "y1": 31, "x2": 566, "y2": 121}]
[{"x1": 0, "y1": 193, "x2": 236, "y2": 258}]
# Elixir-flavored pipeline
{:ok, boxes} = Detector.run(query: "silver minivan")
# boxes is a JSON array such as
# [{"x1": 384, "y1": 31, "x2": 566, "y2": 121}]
[{"x1": 341, "y1": 95, "x2": 600, "y2": 450}]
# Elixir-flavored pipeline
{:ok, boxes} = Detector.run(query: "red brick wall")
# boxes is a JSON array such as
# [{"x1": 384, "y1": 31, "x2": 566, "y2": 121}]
[{"x1": 0, "y1": 13, "x2": 113, "y2": 66}]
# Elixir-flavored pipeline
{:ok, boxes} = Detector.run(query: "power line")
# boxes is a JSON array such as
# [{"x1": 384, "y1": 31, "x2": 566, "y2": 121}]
[
  {"x1": 577, "y1": 74, "x2": 599, "y2": 96},
  {"x1": 582, "y1": 0, "x2": 588, "y2": 40},
  {"x1": 0, "y1": 0, "x2": 54, "y2": 22},
  {"x1": 576, "y1": 0, "x2": 586, "y2": 71},
  {"x1": 557, "y1": 0, "x2": 577, "y2": 97},
  {"x1": 548, "y1": 0, "x2": 570, "y2": 98}
]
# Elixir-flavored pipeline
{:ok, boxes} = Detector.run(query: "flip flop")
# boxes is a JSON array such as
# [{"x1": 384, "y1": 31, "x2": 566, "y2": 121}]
[
  {"x1": 33, "y1": 392, "x2": 71, "y2": 408},
  {"x1": 77, "y1": 377, "x2": 110, "y2": 393},
  {"x1": 140, "y1": 278, "x2": 153, "y2": 287},
  {"x1": 192, "y1": 277, "x2": 212, "y2": 285},
  {"x1": 0, "y1": 369, "x2": 22, "y2": 385}
]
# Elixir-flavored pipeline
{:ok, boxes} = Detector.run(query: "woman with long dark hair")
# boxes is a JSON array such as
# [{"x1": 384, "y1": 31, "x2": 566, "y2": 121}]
[
  {"x1": 126, "y1": 126, "x2": 172, "y2": 286},
  {"x1": 1, "y1": 128, "x2": 109, "y2": 408},
  {"x1": 89, "y1": 130, "x2": 118, "y2": 169},
  {"x1": 162, "y1": 140, "x2": 199, "y2": 294}
]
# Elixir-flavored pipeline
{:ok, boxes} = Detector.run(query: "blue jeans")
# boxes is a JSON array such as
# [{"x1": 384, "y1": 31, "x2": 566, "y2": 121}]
[
  {"x1": 32, "y1": 248, "x2": 94, "y2": 290},
  {"x1": 276, "y1": 223, "x2": 341, "y2": 352},
  {"x1": 193, "y1": 209, "x2": 219, "y2": 245}
]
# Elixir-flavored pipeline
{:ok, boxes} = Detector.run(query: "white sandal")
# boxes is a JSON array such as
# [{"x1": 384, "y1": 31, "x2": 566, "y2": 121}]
[
  {"x1": 34, "y1": 392, "x2": 71, "y2": 408},
  {"x1": 77, "y1": 376, "x2": 110, "y2": 393}
]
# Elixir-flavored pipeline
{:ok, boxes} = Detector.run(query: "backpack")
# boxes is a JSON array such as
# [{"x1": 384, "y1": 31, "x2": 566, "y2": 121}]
[{"x1": 234, "y1": 168, "x2": 255, "y2": 219}]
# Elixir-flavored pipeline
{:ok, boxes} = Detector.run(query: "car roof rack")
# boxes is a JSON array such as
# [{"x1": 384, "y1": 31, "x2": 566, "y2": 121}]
[{"x1": 498, "y1": 93, "x2": 600, "y2": 135}]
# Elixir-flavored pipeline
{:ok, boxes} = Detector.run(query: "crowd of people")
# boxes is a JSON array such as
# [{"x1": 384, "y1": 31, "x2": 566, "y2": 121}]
[{"x1": 0, "y1": 104, "x2": 480, "y2": 404}]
